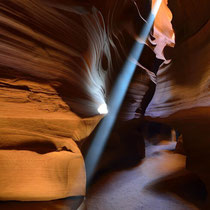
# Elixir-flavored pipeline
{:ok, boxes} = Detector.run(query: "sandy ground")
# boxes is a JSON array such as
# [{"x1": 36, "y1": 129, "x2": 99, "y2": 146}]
[{"x1": 86, "y1": 141, "x2": 207, "y2": 210}]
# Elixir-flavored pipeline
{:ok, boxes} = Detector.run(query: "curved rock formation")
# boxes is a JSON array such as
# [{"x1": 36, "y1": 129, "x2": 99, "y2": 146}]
[
  {"x1": 0, "y1": 0, "x2": 209, "y2": 204},
  {"x1": 0, "y1": 0, "x2": 155, "y2": 201},
  {"x1": 145, "y1": 0, "x2": 210, "y2": 205}
]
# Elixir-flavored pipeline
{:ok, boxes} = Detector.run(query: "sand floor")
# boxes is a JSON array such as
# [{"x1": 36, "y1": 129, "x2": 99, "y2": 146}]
[{"x1": 86, "y1": 141, "x2": 207, "y2": 210}]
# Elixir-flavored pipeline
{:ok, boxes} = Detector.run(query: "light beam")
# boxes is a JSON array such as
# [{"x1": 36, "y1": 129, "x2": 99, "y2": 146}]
[{"x1": 85, "y1": 0, "x2": 162, "y2": 187}]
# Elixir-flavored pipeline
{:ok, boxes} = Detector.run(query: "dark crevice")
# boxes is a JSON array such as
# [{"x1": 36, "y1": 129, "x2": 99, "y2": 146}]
[{"x1": 0, "y1": 81, "x2": 30, "y2": 91}]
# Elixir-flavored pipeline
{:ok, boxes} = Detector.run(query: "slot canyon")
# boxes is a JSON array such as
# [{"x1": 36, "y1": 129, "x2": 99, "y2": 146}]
[{"x1": 0, "y1": 0, "x2": 209, "y2": 209}]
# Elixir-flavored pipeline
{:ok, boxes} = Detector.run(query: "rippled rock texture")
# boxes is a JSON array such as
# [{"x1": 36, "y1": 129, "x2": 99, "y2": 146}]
[
  {"x1": 0, "y1": 0, "x2": 155, "y2": 201},
  {"x1": 146, "y1": 0, "x2": 210, "y2": 205},
  {"x1": 0, "y1": 0, "x2": 209, "y2": 203}
]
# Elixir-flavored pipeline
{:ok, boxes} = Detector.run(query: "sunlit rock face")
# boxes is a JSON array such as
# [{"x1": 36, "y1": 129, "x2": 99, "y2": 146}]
[
  {"x1": 0, "y1": 78, "x2": 102, "y2": 201},
  {"x1": 0, "y1": 0, "x2": 154, "y2": 118},
  {"x1": 0, "y1": 0, "x2": 108, "y2": 117},
  {"x1": 0, "y1": 0, "x2": 107, "y2": 201},
  {"x1": 0, "y1": 0, "x2": 155, "y2": 201},
  {"x1": 1, "y1": 0, "x2": 209, "y2": 203}
]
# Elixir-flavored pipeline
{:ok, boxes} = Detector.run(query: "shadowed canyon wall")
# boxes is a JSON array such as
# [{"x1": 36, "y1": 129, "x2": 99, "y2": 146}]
[
  {"x1": 145, "y1": 0, "x2": 210, "y2": 206},
  {"x1": 0, "y1": 0, "x2": 209, "y2": 203},
  {"x1": 0, "y1": 0, "x2": 156, "y2": 201}
]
